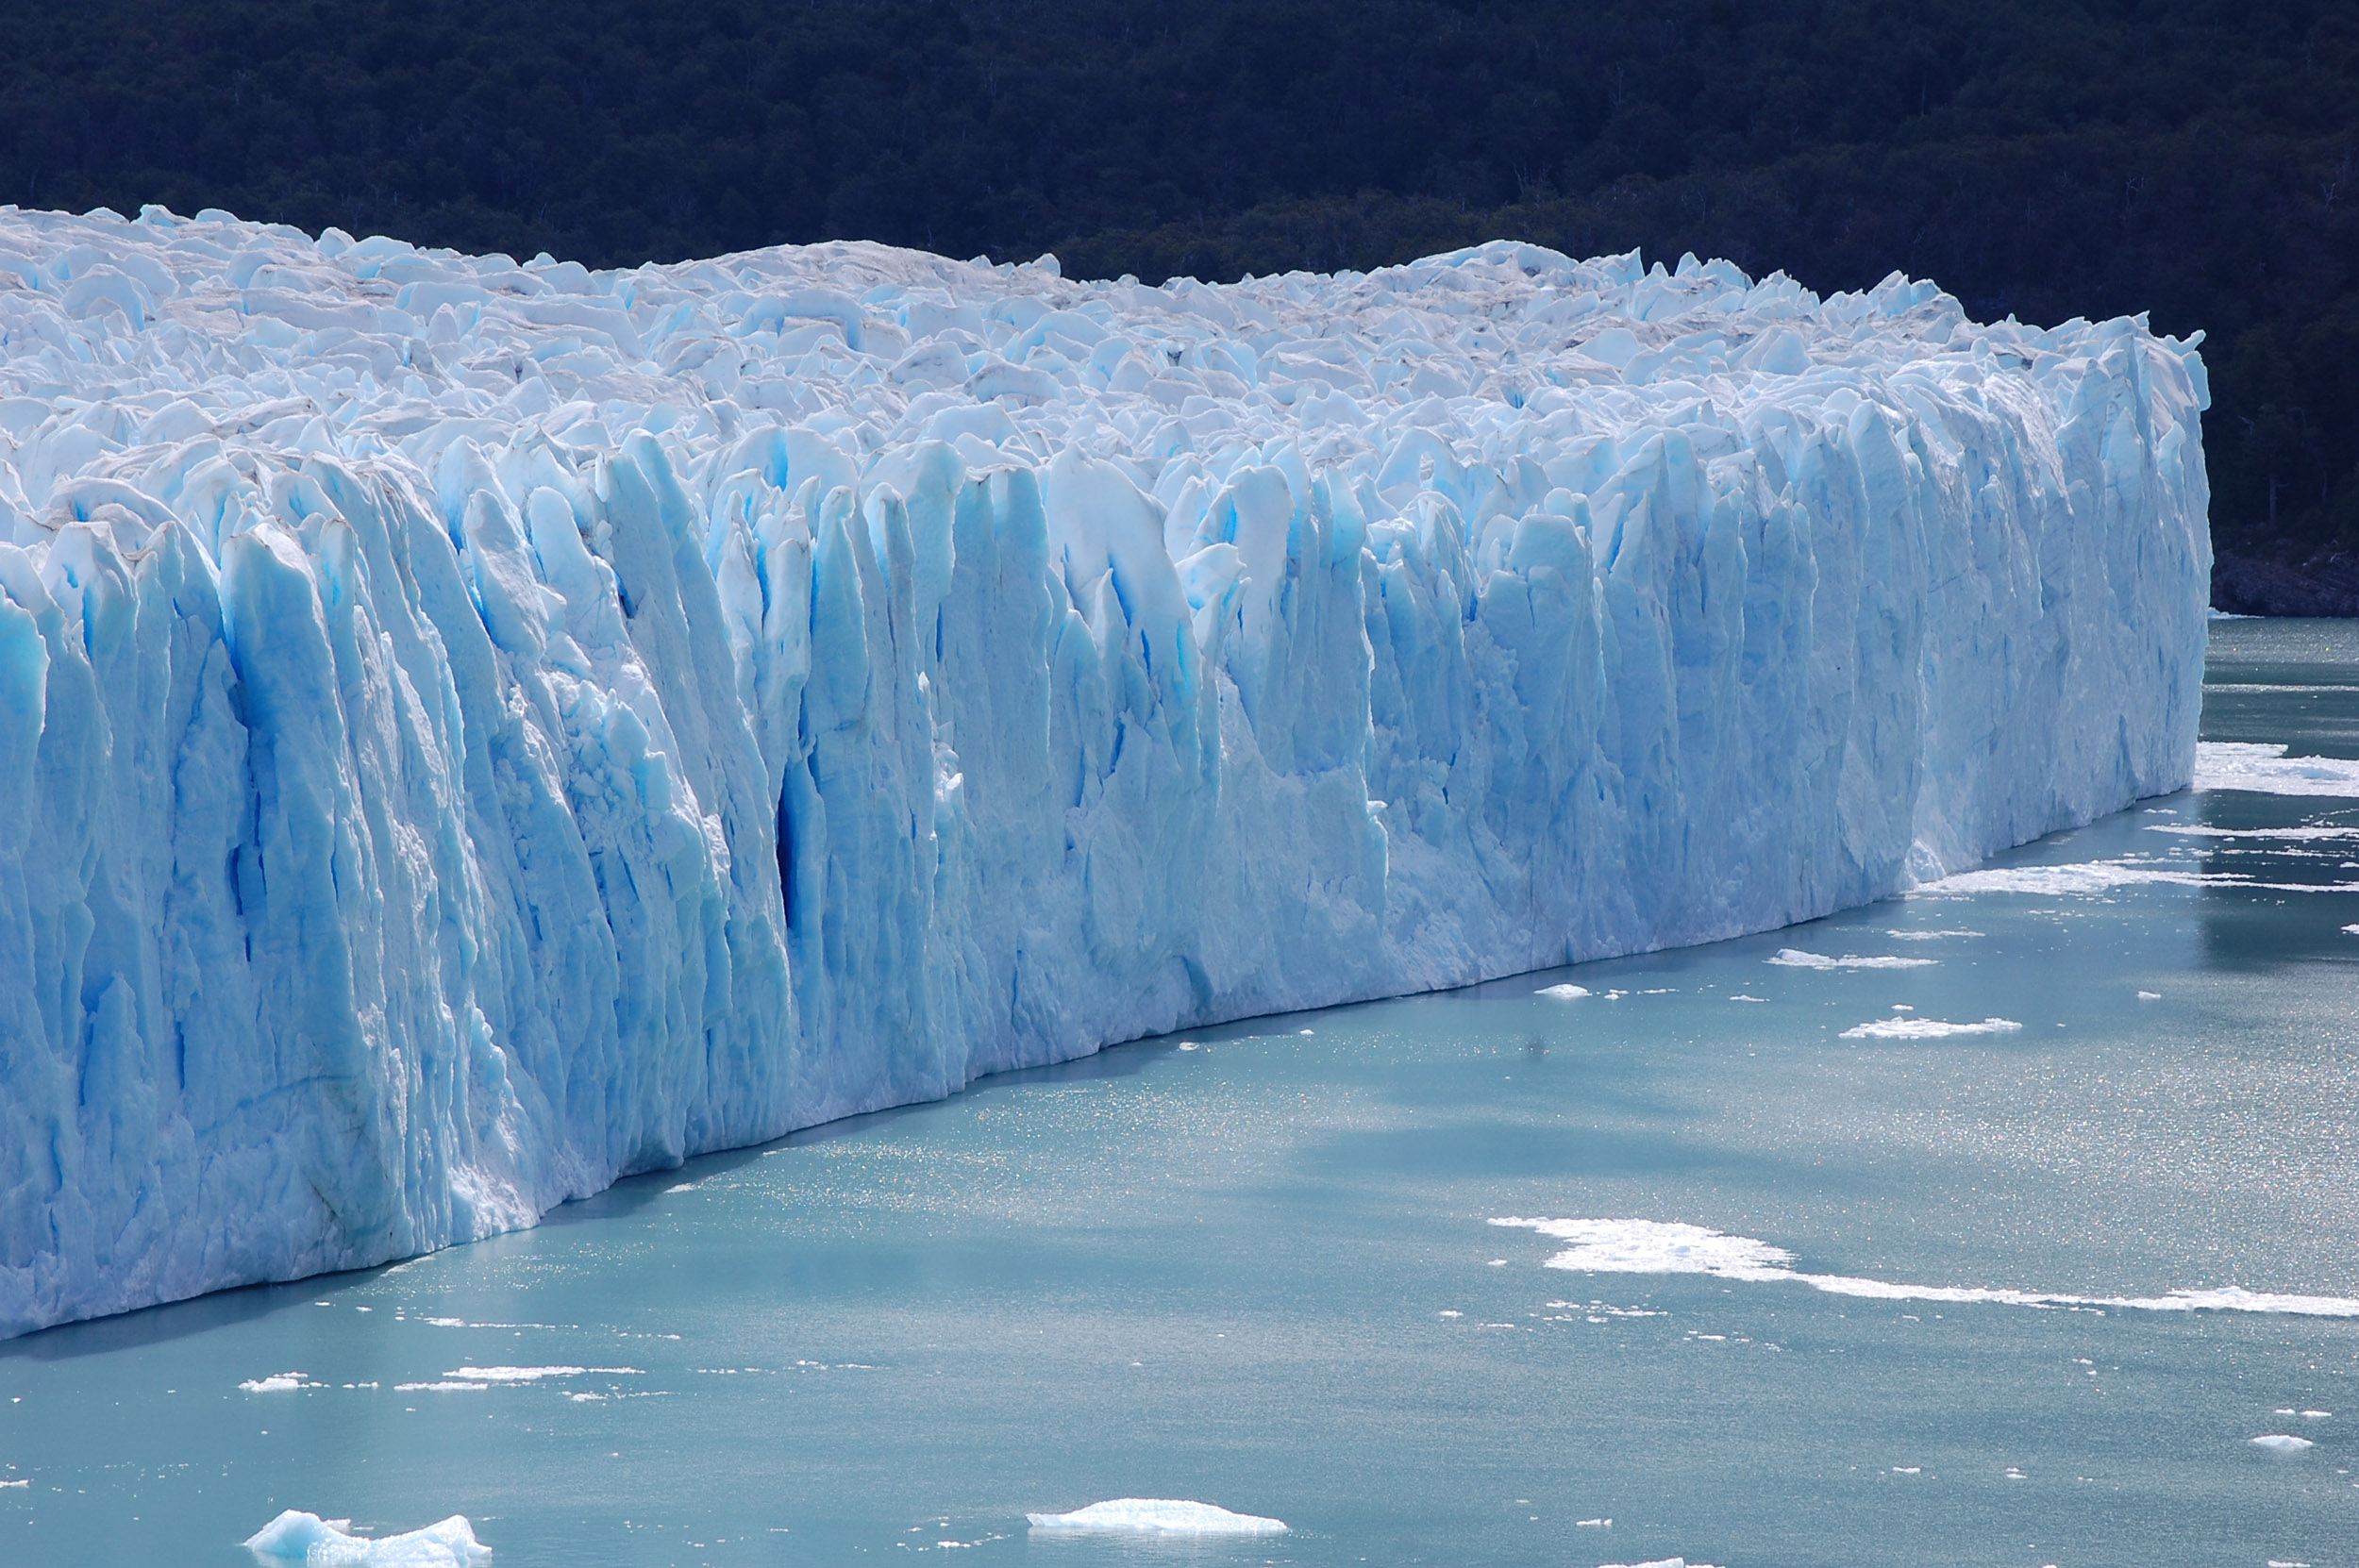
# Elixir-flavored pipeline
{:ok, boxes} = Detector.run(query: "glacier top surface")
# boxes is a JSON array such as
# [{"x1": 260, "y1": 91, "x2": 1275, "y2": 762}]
[{"x1": 0, "y1": 202, "x2": 2199, "y2": 558}]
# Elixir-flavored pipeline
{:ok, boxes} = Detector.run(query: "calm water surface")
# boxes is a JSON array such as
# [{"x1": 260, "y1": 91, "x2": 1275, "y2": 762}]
[{"x1": 5, "y1": 620, "x2": 2356, "y2": 1568}]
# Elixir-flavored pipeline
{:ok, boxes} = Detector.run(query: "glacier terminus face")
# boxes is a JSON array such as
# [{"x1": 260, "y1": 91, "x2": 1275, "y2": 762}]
[{"x1": 0, "y1": 205, "x2": 2210, "y2": 1337}]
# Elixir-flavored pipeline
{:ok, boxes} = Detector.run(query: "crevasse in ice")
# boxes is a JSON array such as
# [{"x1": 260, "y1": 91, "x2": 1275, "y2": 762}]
[{"x1": 0, "y1": 205, "x2": 2209, "y2": 1336}]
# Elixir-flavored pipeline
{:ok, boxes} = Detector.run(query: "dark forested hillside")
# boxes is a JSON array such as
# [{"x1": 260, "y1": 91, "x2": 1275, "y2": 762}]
[{"x1": 5, "y1": 0, "x2": 2356, "y2": 607}]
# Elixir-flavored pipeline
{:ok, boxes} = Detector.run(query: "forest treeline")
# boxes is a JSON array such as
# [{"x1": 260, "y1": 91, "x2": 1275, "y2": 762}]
[{"x1": 5, "y1": 0, "x2": 2355, "y2": 607}]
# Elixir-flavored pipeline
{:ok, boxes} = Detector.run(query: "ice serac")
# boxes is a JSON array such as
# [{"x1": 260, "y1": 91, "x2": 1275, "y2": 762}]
[{"x1": 0, "y1": 209, "x2": 2210, "y2": 1336}]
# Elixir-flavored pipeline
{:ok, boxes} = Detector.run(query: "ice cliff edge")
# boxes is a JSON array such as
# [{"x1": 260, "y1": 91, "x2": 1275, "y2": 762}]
[{"x1": 0, "y1": 207, "x2": 2209, "y2": 1336}]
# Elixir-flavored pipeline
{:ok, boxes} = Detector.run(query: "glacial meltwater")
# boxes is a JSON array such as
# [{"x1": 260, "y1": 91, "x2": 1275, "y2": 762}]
[{"x1": 6, "y1": 616, "x2": 2354, "y2": 1566}]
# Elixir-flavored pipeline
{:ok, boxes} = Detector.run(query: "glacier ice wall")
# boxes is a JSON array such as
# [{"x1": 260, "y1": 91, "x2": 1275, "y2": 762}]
[{"x1": 0, "y1": 206, "x2": 2209, "y2": 1336}]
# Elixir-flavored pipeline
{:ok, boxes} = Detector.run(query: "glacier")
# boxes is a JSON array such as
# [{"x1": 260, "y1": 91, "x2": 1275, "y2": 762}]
[{"x1": 0, "y1": 204, "x2": 2209, "y2": 1338}]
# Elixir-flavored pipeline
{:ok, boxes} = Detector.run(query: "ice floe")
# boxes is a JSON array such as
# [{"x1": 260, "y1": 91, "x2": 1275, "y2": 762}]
[
  {"x1": 1490, "y1": 1217, "x2": 2359, "y2": 1318},
  {"x1": 1765, "y1": 949, "x2": 1935, "y2": 969},
  {"x1": 1839, "y1": 1016, "x2": 2022, "y2": 1039},
  {"x1": 245, "y1": 1510, "x2": 490, "y2": 1565},
  {"x1": 1025, "y1": 1498, "x2": 1287, "y2": 1533}
]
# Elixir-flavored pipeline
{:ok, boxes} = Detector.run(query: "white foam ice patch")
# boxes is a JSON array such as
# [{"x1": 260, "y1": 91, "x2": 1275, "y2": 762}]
[
  {"x1": 1489, "y1": 1218, "x2": 2359, "y2": 1319},
  {"x1": 2149, "y1": 825, "x2": 2359, "y2": 842},
  {"x1": 1917, "y1": 859, "x2": 2359, "y2": 898},
  {"x1": 0, "y1": 207, "x2": 2211, "y2": 1338},
  {"x1": 1766, "y1": 949, "x2": 1935, "y2": 969},
  {"x1": 1600, "y1": 1559, "x2": 1721, "y2": 1568},
  {"x1": 2194, "y1": 743, "x2": 2359, "y2": 798},
  {"x1": 1885, "y1": 928, "x2": 1983, "y2": 940},
  {"x1": 2251, "y1": 1434, "x2": 2316, "y2": 1453},
  {"x1": 245, "y1": 1510, "x2": 490, "y2": 1566},
  {"x1": 1840, "y1": 1016, "x2": 2022, "y2": 1039},
  {"x1": 1536, "y1": 984, "x2": 1593, "y2": 999},
  {"x1": 239, "y1": 1372, "x2": 321, "y2": 1393},
  {"x1": 1025, "y1": 1500, "x2": 1287, "y2": 1534},
  {"x1": 443, "y1": 1365, "x2": 640, "y2": 1383},
  {"x1": 393, "y1": 1381, "x2": 491, "y2": 1393}
]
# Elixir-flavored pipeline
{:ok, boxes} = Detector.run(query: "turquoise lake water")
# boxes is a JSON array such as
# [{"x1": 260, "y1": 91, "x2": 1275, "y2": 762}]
[{"x1": 4, "y1": 618, "x2": 2355, "y2": 1567}]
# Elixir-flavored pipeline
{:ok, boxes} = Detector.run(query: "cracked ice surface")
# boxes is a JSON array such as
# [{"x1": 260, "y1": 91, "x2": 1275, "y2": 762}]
[{"x1": 0, "y1": 205, "x2": 2208, "y2": 1334}]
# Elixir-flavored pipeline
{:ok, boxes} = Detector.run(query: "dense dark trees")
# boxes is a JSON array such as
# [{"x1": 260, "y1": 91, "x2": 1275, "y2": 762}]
[{"x1": 5, "y1": 0, "x2": 2355, "y2": 603}]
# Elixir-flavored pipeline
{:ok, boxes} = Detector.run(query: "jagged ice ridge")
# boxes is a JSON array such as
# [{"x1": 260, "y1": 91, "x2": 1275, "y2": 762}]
[{"x1": 0, "y1": 205, "x2": 2209, "y2": 1336}]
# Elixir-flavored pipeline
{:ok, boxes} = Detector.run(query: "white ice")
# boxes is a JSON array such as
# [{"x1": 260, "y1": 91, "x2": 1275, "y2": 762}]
[
  {"x1": 1765, "y1": 948, "x2": 1935, "y2": 969},
  {"x1": 1536, "y1": 983, "x2": 1593, "y2": 999},
  {"x1": 2251, "y1": 1435, "x2": 2316, "y2": 1453},
  {"x1": 0, "y1": 205, "x2": 2209, "y2": 1334},
  {"x1": 244, "y1": 1510, "x2": 490, "y2": 1566},
  {"x1": 1491, "y1": 1218, "x2": 2359, "y2": 1317},
  {"x1": 440, "y1": 1365, "x2": 639, "y2": 1382},
  {"x1": 1918, "y1": 861, "x2": 2359, "y2": 897},
  {"x1": 1025, "y1": 1498, "x2": 1287, "y2": 1533},
  {"x1": 2193, "y1": 742, "x2": 2359, "y2": 797},
  {"x1": 1839, "y1": 1016, "x2": 2021, "y2": 1039}
]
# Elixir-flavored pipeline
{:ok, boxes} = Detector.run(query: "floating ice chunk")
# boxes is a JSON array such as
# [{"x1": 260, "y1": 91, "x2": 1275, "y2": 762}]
[
  {"x1": 393, "y1": 1382, "x2": 491, "y2": 1393},
  {"x1": 2344, "y1": 926, "x2": 2359, "y2": 936},
  {"x1": 1025, "y1": 1499, "x2": 1286, "y2": 1534},
  {"x1": 1767, "y1": 950, "x2": 1935, "y2": 970},
  {"x1": 1919, "y1": 862, "x2": 2228, "y2": 896},
  {"x1": 1577, "y1": 1517, "x2": 1612, "y2": 1526},
  {"x1": 2251, "y1": 1434, "x2": 2316, "y2": 1453},
  {"x1": 239, "y1": 1372, "x2": 320, "y2": 1393},
  {"x1": 2303, "y1": 1410, "x2": 2332, "y2": 1418},
  {"x1": 2193, "y1": 742, "x2": 2359, "y2": 798},
  {"x1": 1840, "y1": 1017, "x2": 2022, "y2": 1039},
  {"x1": 244, "y1": 1510, "x2": 490, "y2": 1565},
  {"x1": 1536, "y1": 984, "x2": 1593, "y2": 1000},
  {"x1": 2137, "y1": 991, "x2": 2162, "y2": 1000},
  {"x1": 1885, "y1": 928, "x2": 1984, "y2": 941},
  {"x1": 1490, "y1": 1219, "x2": 1798, "y2": 1280},
  {"x1": 1600, "y1": 1559, "x2": 1718, "y2": 1568},
  {"x1": 1489, "y1": 1218, "x2": 2359, "y2": 1317},
  {"x1": 443, "y1": 1366, "x2": 640, "y2": 1383}
]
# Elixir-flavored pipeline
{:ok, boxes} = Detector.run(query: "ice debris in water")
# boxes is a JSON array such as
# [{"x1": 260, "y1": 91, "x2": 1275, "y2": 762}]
[
  {"x1": 1536, "y1": 983, "x2": 1593, "y2": 999},
  {"x1": 1026, "y1": 1499, "x2": 1287, "y2": 1534},
  {"x1": 2251, "y1": 1434, "x2": 2316, "y2": 1453},
  {"x1": 1839, "y1": 1016, "x2": 2023, "y2": 1039},
  {"x1": 2192, "y1": 743, "x2": 2359, "y2": 798},
  {"x1": 0, "y1": 206, "x2": 2209, "y2": 1337},
  {"x1": 238, "y1": 1372, "x2": 321, "y2": 1393},
  {"x1": 244, "y1": 1510, "x2": 489, "y2": 1566},
  {"x1": 1765, "y1": 949, "x2": 1935, "y2": 969},
  {"x1": 1491, "y1": 1217, "x2": 2359, "y2": 1318}
]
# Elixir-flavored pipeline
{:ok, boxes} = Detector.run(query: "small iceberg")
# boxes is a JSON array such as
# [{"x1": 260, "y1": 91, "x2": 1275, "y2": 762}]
[
  {"x1": 1839, "y1": 1016, "x2": 2023, "y2": 1040},
  {"x1": 1026, "y1": 1498, "x2": 1288, "y2": 1534},
  {"x1": 1766, "y1": 949, "x2": 1935, "y2": 970},
  {"x1": 245, "y1": 1510, "x2": 490, "y2": 1565},
  {"x1": 2250, "y1": 1434, "x2": 2316, "y2": 1453},
  {"x1": 1536, "y1": 984, "x2": 1593, "y2": 1000}
]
